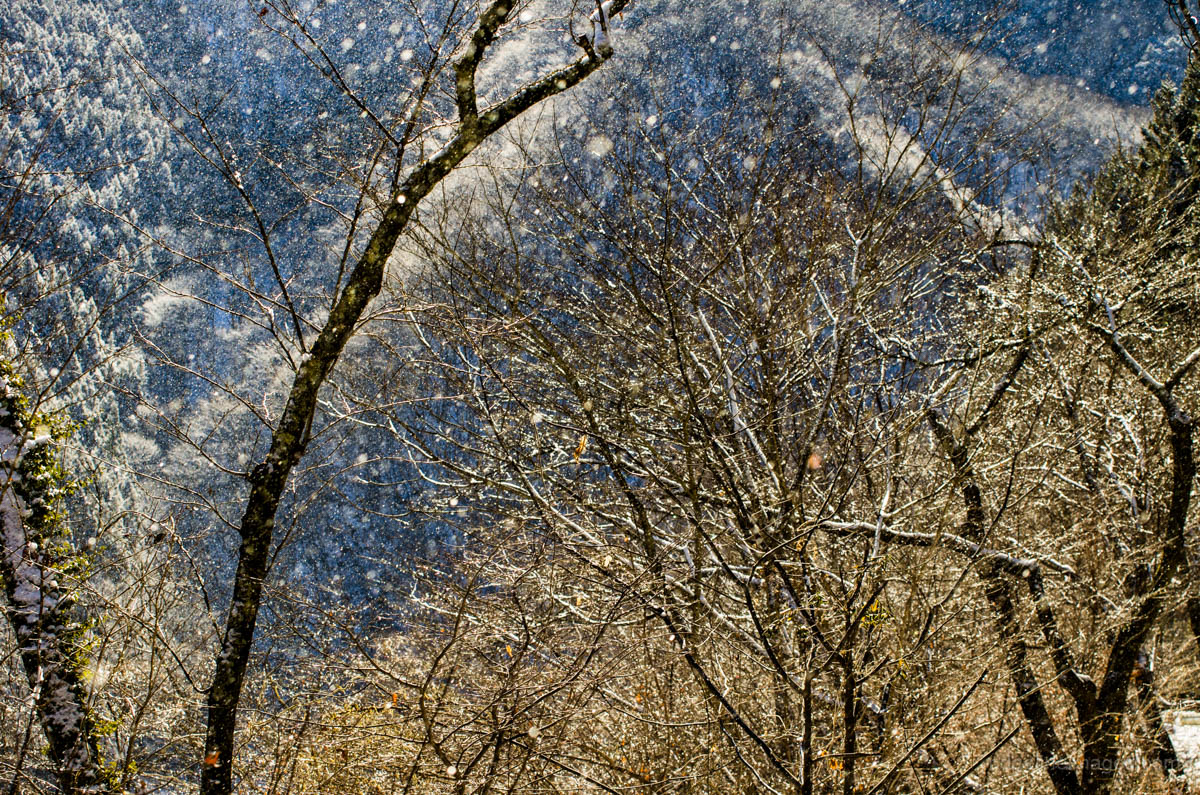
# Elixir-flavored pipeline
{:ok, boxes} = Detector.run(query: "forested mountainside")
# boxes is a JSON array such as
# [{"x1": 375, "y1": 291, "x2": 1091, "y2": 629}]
[
  {"x1": 109, "y1": 0, "x2": 1166, "y2": 616},
  {"x1": 3, "y1": 1, "x2": 1200, "y2": 793},
  {"x1": 912, "y1": 0, "x2": 1183, "y2": 98}
]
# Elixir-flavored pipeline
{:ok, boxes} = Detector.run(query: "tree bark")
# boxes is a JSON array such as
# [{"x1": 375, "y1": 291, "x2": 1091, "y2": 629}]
[
  {"x1": 928, "y1": 408, "x2": 1083, "y2": 795},
  {"x1": 0, "y1": 377, "x2": 110, "y2": 794}
]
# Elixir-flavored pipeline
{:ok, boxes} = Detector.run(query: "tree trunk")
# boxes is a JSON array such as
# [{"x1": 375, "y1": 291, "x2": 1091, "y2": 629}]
[
  {"x1": 0, "y1": 377, "x2": 110, "y2": 794},
  {"x1": 199, "y1": 4, "x2": 631, "y2": 790}
]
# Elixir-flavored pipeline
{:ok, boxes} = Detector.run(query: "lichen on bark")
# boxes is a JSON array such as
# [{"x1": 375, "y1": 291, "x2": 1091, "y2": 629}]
[{"x1": 0, "y1": 358, "x2": 115, "y2": 794}]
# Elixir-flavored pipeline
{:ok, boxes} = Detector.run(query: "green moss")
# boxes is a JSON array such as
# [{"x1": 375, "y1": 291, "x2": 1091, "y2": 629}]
[{"x1": 0, "y1": 355, "x2": 124, "y2": 791}]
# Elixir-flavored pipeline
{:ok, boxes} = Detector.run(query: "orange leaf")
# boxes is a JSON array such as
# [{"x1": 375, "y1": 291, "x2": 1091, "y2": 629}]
[{"x1": 204, "y1": 751, "x2": 220, "y2": 767}]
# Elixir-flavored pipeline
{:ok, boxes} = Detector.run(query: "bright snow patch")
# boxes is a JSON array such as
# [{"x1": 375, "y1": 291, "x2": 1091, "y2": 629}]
[
  {"x1": 586, "y1": 135, "x2": 614, "y2": 157},
  {"x1": 1166, "y1": 710, "x2": 1200, "y2": 787}
]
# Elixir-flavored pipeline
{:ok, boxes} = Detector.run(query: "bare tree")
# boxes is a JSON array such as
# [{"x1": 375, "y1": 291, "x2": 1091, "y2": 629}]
[
  {"x1": 360, "y1": 18, "x2": 1069, "y2": 790},
  {"x1": 311, "y1": 11, "x2": 1200, "y2": 795},
  {"x1": 122, "y1": 1, "x2": 639, "y2": 791}
]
